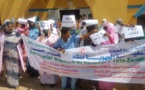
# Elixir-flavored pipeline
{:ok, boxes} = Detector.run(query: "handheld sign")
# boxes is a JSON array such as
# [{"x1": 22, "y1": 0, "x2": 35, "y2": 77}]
[
  {"x1": 41, "y1": 21, "x2": 50, "y2": 30},
  {"x1": 89, "y1": 30, "x2": 109, "y2": 45},
  {"x1": 124, "y1": 25, "x2": 144, "y2": 39},
  {"x1": 61, "y1": 15, "x2": 76, "y2": 27}
]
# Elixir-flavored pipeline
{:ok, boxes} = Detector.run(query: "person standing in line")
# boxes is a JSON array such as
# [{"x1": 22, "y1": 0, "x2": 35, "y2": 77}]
[
  {"x1": 0, "y1": 20, "x2": 25, "y2": 90},
  {"x1": 26, "y1": 16, "x2": 41, "y2": 77},
  {"x1": 78, "y1": 20, "x2": 101, "y2": 90},
  {"x1": 27, "y1": 16, "x2": 41, "y2": 40},
  {"x1": 16, "y1": 18, "x2": 29, "y2": 35},
  {"x1": 99, "y1": 18, "x2": 107, "y2": 30},
  {"x1": 78, "y1": 15, "x2": 83, "y2": 30},
  {"x1": 125, "y1": 14, "x2": 145, "y2": 90},
  {"x1": 88, "y1": 13, "x2": 93, "y2": 19},
  {"x1": 53, "y1": 22, "x2": 97, "y2": 90},
  {"x1": 97, "y1": 22, "x2": 119, "y2": 90},
  {"x1": 85, "y1": 20, "x2": 118, "y2": 90},
  {"x1": 115, "y1": 18, "x2": 129, "y2": 43},
  {"x1": 79, "y1": 20, "x2": 99, "y2": 47},
  {"x1": 37, "y1": 20, "x2": 59, "y2": 87},
  {"x1": 82, "y1": 14, "x2": 87, "y2": 20}
]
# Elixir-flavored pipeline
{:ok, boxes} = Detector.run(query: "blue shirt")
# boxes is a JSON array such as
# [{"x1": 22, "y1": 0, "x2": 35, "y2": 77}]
[
  {"x1": 28, "y1": 27, "x2": 39, "y2": 40},
  {"x1": 54, "y1": 35, "x2": 80, "y2": 49},
  {"x1": 70, "y1": 29, "x2": 76, "y2": 35}
]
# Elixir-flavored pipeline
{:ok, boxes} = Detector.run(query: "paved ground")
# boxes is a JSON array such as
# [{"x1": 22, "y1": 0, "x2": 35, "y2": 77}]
[
  {"x1": 0, "y1": 72, "x2": 61, "y2": 90},
  {"x1": 0, "y1": 72, "x2": 144, "y2": 90}
]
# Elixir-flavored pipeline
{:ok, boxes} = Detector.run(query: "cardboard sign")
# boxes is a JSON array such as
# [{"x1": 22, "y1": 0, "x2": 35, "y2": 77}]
[
  {"x1": 124, "y1": 25, "x2": 144, "y2": 39},
  {"x1": 89, "y1": 30, "x2": 108, "y2": 45},
  {"x1": 42, "y1": 21, "x2": 50, "y2": 30},
  {"x1": 62, "y1": 15, "x2": 76, "y2": 27}
]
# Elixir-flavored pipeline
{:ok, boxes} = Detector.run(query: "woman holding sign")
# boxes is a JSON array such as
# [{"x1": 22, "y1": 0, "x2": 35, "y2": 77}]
[
  {"x1": 96, "y1": 22, "x2": 118, "y2": 90},
  {"x1": 125, "y1": 14, "x2": 145, "y2": 42},
  {"x1": 87, "y1": 21, "x2": 118, "y2": 90},
  {"x1": 125, "y1": 14, "x2": 145, "y2": 90},
  {"x1": 37, "y1": 20, "x2": 59, "y2": 87}
]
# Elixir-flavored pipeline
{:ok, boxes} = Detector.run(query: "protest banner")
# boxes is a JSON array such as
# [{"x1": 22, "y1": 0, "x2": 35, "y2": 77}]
[
  {"x1": 124, "y1": 25, "x2": 144, "y2": 39},
  {"x1": 61, "y1": 15, "x2": 76, "y2": 27},
  {"x1": 22, "y1": 35, "x2": 145, "y2": 84}
]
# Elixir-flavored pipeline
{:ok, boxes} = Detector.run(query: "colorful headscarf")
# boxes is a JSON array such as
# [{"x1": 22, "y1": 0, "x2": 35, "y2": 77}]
[{"x1": 101, "y1": 22, "x2": 119, "y2": 45}]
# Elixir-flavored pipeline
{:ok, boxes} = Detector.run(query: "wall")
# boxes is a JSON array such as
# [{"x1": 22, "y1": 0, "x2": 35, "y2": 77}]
[
  {"x1": 27, "y1": 0, "x2": 128, "y2": 24},
  {"x1": 84, "y1": 0, "x2": 128, "y2": 24},
  {"x1": 0, "y1": 0, "x2": 32, "y2": 23},
  {"x1": 48, "y1": 8, "x2": 91, "y2": 21},
  {"x1": 0, "y1": 0, "x2": 143, "y2": 25},
  {"x1": 26, "y1": 0, "x2": 89, "y2": 20},
  {"x1": 127, "y1": 0, "x2": 145, "y2": 24}
]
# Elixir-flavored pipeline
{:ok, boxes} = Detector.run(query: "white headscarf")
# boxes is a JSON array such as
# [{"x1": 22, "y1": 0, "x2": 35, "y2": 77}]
[{"x1": 27, "y1": 16, "x2": 37, "y2": 23}]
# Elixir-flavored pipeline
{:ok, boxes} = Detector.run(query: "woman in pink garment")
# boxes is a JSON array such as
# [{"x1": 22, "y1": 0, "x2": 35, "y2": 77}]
[
  {"x1": 37, "y1": 21, "x2": 59, "y2": 87},
  {"x1": 98, "y1": 22, "x2": 119, "y2": 90},
  {"x1": 16, "y1": 18, "x2": 28, "y2": 35}
]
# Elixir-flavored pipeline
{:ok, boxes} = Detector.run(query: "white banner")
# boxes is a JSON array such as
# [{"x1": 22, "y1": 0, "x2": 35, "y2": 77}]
[{"x1": 22, "y1": 35, "x2": 145, "y2": 84}]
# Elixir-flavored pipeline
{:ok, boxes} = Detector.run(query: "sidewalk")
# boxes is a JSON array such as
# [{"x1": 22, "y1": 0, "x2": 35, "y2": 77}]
[
  {"x1": 0, "y1": 72, "x2": 61, "y2": 90},
  {"x1": 0, "y1": 72, "x2": 144, "y2": 90}
]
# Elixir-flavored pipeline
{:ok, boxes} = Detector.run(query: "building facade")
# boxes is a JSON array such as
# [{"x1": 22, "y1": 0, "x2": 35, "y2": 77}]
[{"x1": 0, "y1": 0, "x2": 144, "y2": 24}]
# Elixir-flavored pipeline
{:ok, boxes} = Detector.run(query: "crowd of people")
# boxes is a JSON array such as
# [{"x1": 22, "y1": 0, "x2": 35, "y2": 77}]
[{"x1": 0, "y1": 13, "x2": 145, "y2": 90}]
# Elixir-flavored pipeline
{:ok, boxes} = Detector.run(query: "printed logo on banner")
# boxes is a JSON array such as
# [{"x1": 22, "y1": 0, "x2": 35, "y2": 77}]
[{"x1": 80, "y1": 48, "x2": 85, "y2": 54}]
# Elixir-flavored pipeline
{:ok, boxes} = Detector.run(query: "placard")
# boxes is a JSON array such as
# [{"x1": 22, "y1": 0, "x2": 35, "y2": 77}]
[
  {"x1": 89, "y1": 30, "x2": 108, "y2": 45},
  {"x1": 61, "y1": 15, "x2": 76, "y2": 27},
  {"x1": 124, "y1": 25, "x2": 144, "y2": 39},
  {"x1": 42, "y1": 21, "x2": 50, "y2": 30}
]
